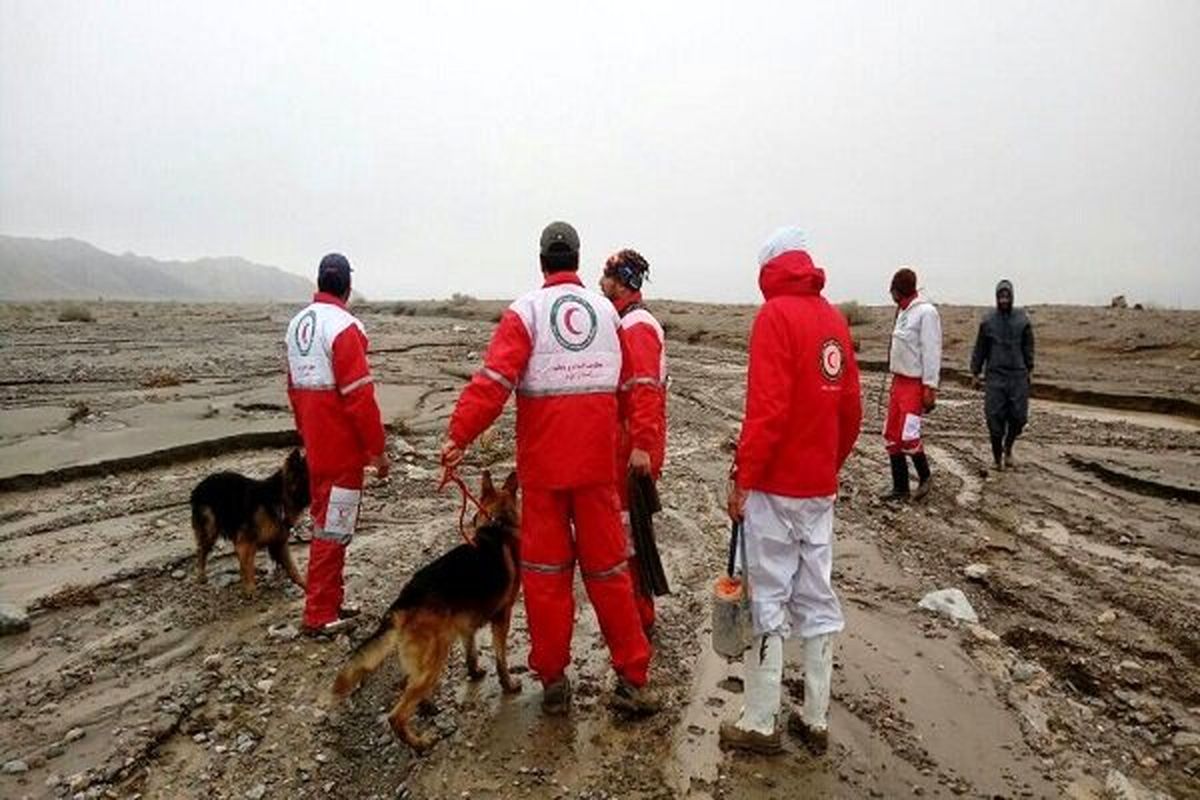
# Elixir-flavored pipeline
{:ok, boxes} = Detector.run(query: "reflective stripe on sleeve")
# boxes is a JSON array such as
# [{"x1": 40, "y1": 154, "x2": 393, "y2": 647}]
[
  {"x1": 480, "y1": 367, "x2": 515, "y2": 391},
  {"x1": 339, "y1": 375, "x2": 374, "y2": 395}
]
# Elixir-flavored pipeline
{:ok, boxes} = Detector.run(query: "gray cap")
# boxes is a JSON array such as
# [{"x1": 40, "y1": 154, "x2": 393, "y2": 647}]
[{"x1": 540, "y1": 221, "x2": 580, "y2": 256}]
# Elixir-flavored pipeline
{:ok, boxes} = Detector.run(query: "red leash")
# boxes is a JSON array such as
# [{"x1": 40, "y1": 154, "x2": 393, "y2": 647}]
[{"x1": 439, "y1": 466, "x2": 489, "y2": 546}]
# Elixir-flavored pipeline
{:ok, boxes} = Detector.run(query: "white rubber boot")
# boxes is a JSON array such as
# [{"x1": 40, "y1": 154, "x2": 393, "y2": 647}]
[
  {"x1": 789, "y1": 633, "x2": 834, "y2": 754},
  {"x1": 802, "y1": 633, "x2": 834, "y2": 728},
  {"x1": 739, "y1": 633, "x2": 783, "y2": 734},
  {"x1": 719, "y1": 633, "x2": 784, "y2": 753}
]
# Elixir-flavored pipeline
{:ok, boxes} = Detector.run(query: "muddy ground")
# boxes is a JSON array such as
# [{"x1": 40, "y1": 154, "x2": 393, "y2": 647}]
[{"x1": 1, "y1": 300, "x2": 1198, "y2": 800}]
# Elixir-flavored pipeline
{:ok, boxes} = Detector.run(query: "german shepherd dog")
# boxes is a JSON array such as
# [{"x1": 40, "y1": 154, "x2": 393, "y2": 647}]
[
  {"x1": 190, "y1": 448, "x2": 310, "y2": 594},
  {"x1": 332, "y1": 470, "x2": 522, "y2": 751}
]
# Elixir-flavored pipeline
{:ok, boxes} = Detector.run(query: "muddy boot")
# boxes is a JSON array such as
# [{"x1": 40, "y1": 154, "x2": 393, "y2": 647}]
[
  {"x1": 608, "y1": 678, "x2": 661, "y2": 717},
  {"x1": 879, "y1": 455, "x2": 910, "y2": 502},
  {"x1": 910, "y1": 453, "x2": 932, "y2": 501},
  {"x1": 541, "y1": 676, "x2": 571, "y2": 716},
  {"x1": 787, "y1": 711, "x2": 829, "y2": 755},
  {"x1": 719, "y1": 634, "x2": 784, "y2": 754},
  {"x1": 301, "y1": 616, "x2": 357, "y2": 639},
  {"x1": 990, "y1": 434, "x2": 1004, "y2": 470},
  {"x1": 718, "y1": 719, "x2": 783, "y2": 754},
  {"x1": 787, "y1": 633, "x2": 834, "y2": 755}
]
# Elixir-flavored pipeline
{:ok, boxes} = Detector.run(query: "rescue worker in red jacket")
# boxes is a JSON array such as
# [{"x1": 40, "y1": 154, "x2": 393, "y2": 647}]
[
  {"x1": 441, "y1": 222, "x2": 658, "y2": 716},
  {"x1": 881, "y1": 267, "x2": 942, "y2": 501},
  {"x1": 598, "y1": 249, "x2": 667, "y2": 633},
  {"x1": 722, "y1": 227, "x2": 862, "y2": 755},
  {"x1": 285, "y1": 253, "x2": 389, "y2": 636}
]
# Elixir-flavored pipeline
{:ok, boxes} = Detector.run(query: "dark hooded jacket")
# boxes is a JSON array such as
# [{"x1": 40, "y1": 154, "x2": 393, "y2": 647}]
[{"x1": 971, "y1": 281, "x2": 1034, "y2": 378}]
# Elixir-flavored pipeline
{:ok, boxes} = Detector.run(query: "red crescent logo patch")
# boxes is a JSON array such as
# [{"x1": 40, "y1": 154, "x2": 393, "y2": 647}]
[{"x1": 819, "y1": 338, "x2": 845, "y2": 382}]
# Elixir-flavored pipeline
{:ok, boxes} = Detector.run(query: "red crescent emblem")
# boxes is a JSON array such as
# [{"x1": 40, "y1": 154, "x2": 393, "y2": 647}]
[
  {"x1": 564, "y1": 307, "x2": 583, "y2": 336},
  {"x1": 819, "y1": 338, "x2": 844, "y2": 381}
]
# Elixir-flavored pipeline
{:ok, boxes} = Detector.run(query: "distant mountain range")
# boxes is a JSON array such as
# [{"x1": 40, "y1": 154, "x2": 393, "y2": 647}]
[{"x1": 0, "y1": 235, "x2": 313, "y2": 301}]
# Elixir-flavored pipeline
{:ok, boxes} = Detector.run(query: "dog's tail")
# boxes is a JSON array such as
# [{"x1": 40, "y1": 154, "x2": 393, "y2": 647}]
[{"x1": 332, "y1": 610, "x2": 405, "y2": 699}]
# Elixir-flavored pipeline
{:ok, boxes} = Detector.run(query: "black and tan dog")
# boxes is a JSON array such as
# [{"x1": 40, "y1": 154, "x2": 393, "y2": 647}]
[
  {"x1": 332, "y1": 470, "x2": 522, "y2": 751},
  {"x1": 190, "y1": 448, "x2": 310, "y2": 594}
]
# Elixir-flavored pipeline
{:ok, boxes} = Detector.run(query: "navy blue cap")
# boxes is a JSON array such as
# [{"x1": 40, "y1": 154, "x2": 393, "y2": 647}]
[{"x1": 318, "y1": 252, "x2": 352, "y2": 281}]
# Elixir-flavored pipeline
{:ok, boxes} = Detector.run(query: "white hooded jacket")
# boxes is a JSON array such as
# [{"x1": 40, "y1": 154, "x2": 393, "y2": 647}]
[{"x1": 888, "y1": 295, "x2": 942, "y2": 388}]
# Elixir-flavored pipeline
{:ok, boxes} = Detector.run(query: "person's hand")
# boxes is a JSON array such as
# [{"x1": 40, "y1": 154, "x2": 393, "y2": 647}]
[
  {"x1": 370, "y1": 452, "x2": 390, "y2": 480},
  {"x1": 971, "y1": 374, "x2": 983, "y2": 391},
  {"x1": 727, "y1": 479, "x2": 746, "y2": 523},
  {"x1": 440, "y1": 439, "x2": 464, "y2": 469},
  {"x1": 628, "y1": 448, "x2": 652, "y2": 477},
  {"x1": 922, "y1": 386, "x2": 938, "y2": 412}
]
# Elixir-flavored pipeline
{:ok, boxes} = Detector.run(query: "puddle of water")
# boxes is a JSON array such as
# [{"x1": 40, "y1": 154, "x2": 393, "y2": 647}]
[
  {"x1": 1035, "y1": 399, "x2": 1200, "y2": 432},
  {"x1": 925, "y1": 444, "x2": 981, "y2": 507},
  {"x1": 668, "y1": 631, "x2": 738, "y2": 795},
  {"x1": 1025, "y1": 520, "x2": 1198, "y2": 589}
]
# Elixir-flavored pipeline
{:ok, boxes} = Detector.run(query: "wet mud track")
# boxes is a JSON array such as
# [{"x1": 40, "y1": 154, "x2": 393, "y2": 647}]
[{"x1": 2, "y1": 302, "x2": 1199, "y2": 799}]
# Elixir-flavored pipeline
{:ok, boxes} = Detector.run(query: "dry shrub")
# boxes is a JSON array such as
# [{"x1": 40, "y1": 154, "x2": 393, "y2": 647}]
[
  {"x1": 58, "y1": 303, "x2": 95, "y2": 323},
  {"x1": 142, "y1": 369, "x2": 183, "y2": 388},
  {"x1": 476, "y1": 426, "x2": 511, "y2": 465},
  {"x1": 449, "y1": 292, "x2": 476, "y2": 306},
  {"x1": 838, "y1": 301, "x2": 870, "y2": 327},
  {"x1": 37, "y1": 583, "x2": 101, "y2": 610}
]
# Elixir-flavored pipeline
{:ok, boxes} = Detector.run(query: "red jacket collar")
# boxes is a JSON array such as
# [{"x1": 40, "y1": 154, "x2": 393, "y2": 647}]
[
  {"x1": 542, "y1": 272, "x2": 583, "y2": 289},
  {"x1": 313, "y1": 291, "x2": 348, "y2": 309},
  {"x1": 758, "y1": 250, "x2": 826, "y2": 300},
  {"x1": 613, "y1": 291, "x2": 644, "y2": 315}
]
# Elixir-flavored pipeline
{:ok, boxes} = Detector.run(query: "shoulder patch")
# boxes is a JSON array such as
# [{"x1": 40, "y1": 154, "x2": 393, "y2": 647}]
[{"x1": 819, "y1": 338, "x2": 845, "y2": 382}]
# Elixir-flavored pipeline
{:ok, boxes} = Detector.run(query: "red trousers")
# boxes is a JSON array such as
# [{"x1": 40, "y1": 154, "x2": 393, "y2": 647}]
[
  {"x1": 520, "y1": 485, "x2": 652, "y2": 687},
  {"x1": 616, "y1": 478, "x2": 657, "y2": 631},
  {"x1": 884, "y1": 375, "x2": 925, "y2": 456},
  {"x1": 303, "y1": 469, "x2": 363, "y2": 628}
]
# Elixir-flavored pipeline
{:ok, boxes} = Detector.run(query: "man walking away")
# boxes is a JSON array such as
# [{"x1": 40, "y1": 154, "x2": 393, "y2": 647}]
[
  {"x1": 970, "y1": 279, "x2": 1034, "y2": 469},
  {"x1": 599, "y1": 248, "x2": 668, "y2": 633},
  {"x1": 881, "y1": 267, "x2": 941, "y2": 502},
  {"x1": 441, "y1": 222, "x2": 658, "y2": 717},
  {"x1": 722, "y1": 227, "x2": 862, "y2": 756},
  {"x1": 286, "y1": 253, "x2": 389, "y2": 637}
]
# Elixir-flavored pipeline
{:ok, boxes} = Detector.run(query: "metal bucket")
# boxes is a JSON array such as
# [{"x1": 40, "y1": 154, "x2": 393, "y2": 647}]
[{"x1": 711, "y1": 521, "x2": 751, "y2": 660}]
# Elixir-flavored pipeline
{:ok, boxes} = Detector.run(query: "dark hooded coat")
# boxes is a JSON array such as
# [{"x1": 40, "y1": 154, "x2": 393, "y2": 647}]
[{"x1": 970, "y1": 280, "x2": 1035, "y2": 435}]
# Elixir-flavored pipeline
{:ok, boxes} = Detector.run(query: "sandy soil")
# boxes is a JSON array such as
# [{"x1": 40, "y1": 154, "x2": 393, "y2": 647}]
[{"x1": 1, "y1": 300, "x2": 1198, "y2": 800}]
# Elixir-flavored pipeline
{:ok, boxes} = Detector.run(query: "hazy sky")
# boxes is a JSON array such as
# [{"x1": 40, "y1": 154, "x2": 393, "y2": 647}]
[{"x1": 3, "y1": 1, "x2": 1198, "y2": 306}]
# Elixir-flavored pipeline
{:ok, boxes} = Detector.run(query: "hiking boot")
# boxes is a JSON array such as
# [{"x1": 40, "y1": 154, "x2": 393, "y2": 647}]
[
  {"x1": 541, "y1": 677, "x2": 572, "y2": 716},
  {"x1": 1003, "y1": 450, "x2": 1016, "y2": 470},
  {"x1": 718, "y1": 720, "x2": 783, "y2": 754},
  {"x1": 338, "y1": 605, "x2": 362, "y2": 619},
  {"x1": 911, "y1": 476, "x2": 932, "y2": 501},
  {"x1": 608, "y1": 678, "x2": 661, "y2": 717},
  {"x1": 787, "y1": 710, "x2": 829, "y2": 755},
  {"x1": 301, "y1": 616, "x2": 357, "y2": 639}
]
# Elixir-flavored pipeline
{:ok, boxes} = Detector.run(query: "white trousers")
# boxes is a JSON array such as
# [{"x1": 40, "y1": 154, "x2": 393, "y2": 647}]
[{"x1": 743, "y1": 491, "x2": 844, "y2": 640}]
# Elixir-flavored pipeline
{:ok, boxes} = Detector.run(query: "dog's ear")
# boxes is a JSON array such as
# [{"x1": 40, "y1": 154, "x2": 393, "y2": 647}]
[
  {"x1": 479, "y1": 470, "x2": 495, "y2": 500},
  {"x1": 502, "y1": 470, "x2": 519, "y2": 497}
]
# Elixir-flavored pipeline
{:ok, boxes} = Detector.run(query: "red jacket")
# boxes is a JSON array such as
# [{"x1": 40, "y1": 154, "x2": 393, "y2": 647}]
[
  {"x1": 448, "y1": 273, "x2": 622, "y2": 490},
  {"x1": 615, "y1": 293, "x2": 667, "y2": 478},
  {"x1": 735, "y1": 251, "x2": 862, "y2": 497},
  {"x1": 286, "y1": 293, "x2": 386, "y2": 477}
]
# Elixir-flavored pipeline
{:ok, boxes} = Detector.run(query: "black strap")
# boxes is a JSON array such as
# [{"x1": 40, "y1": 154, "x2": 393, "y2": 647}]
[
  {"x1": 726, "y1": 521, "x2": 741, "y2": 577},
  {"x1": 619, "y1": 301, "x2": 648, "y2": 318}
]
